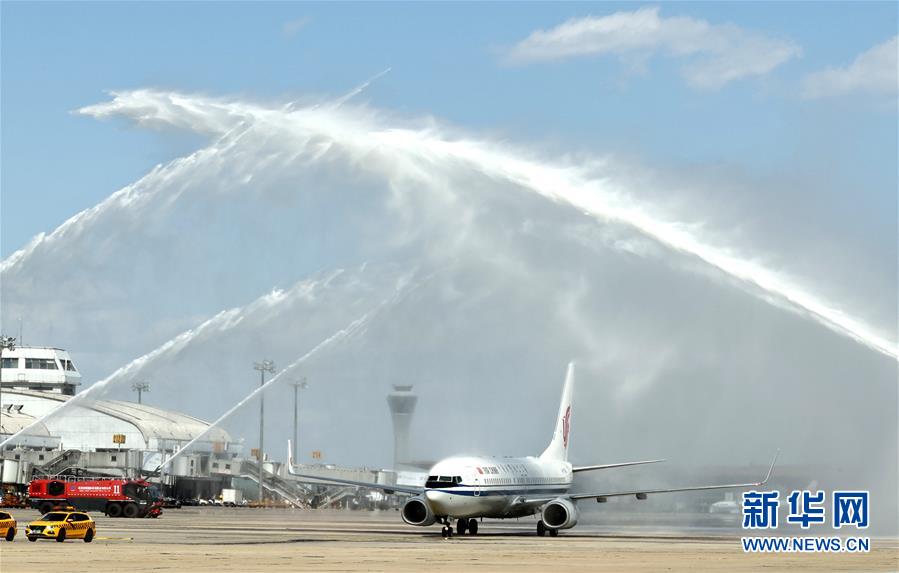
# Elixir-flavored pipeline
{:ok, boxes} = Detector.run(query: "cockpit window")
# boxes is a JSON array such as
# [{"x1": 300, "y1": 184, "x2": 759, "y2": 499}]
[{"x1": 425, "y1": 475, "x2": 463, "y2": 489}]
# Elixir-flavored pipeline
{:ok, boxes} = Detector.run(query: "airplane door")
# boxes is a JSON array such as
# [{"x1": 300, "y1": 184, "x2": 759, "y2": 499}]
[{"x1": 474, "y1": 475, "x2": 481, "y2": 497}]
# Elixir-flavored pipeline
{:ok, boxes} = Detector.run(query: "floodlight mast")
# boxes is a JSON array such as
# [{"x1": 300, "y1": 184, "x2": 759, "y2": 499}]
[
  {"x1": 131, "y1": 381, "x2": 150, "y2": 404},
  {"x1": 289, "y1": 378, "x2": 309, "y2": 463},
  {"x1": 253, "y1": 360, "x2": 276, "y2": 502}
]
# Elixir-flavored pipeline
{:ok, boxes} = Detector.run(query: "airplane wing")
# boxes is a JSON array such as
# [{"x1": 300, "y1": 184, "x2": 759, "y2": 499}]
[
  {"x1": 286, "y1": 441, "x2": 424, "y2": 495},
  {"x1": 523, "y1": 451, "x2": 778, "y2": 505},
  {"x1": 568, "y1": 451, "x2": 778, "y2": 502},
  {"x1": 573, "y1": 459, "x2": 665, "y2": 472},
  {"x1": 286, "y1": 470, "x2": 425, "y2": 495}
]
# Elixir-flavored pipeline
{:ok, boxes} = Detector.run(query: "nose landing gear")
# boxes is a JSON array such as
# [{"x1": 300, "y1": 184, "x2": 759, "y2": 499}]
[{"x1": 440, "y1": 517, "x2": 454, "y2": 538}]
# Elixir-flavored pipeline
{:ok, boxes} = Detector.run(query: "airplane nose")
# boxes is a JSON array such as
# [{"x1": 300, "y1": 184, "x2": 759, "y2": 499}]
[{"x1": 425, "y1": 490, "x2": 448, "y2": 514}]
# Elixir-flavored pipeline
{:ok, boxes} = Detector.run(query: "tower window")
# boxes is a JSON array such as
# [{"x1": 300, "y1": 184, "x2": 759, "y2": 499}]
[{"x1": 25, "y1": 358, "x2": 59, "y2": 370}]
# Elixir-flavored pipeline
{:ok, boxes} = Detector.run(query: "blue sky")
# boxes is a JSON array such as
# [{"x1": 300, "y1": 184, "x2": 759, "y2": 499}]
[
  {"x1": 2, "y1": 2, "x2": 896, "y2": 258},
  {"x1": 1, "y1": 4, "x2": 897, "y2": 512}
]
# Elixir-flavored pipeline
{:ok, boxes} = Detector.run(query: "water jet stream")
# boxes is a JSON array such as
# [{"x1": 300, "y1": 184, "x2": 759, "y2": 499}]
[
  {"x1": 0, "y1": 271, "x2": 344, "y2": 449},
  {"x1": 156, "y1": 272, "x2": 422, "y2": 470},
  {"x1": 3, "y1": 89, "x2": 894, "y2": 360}
]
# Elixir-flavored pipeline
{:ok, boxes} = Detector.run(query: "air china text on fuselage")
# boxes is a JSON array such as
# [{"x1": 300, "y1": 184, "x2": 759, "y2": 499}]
[{"x1": 289, "y1": 363, "x2": 777, "y2": 537}]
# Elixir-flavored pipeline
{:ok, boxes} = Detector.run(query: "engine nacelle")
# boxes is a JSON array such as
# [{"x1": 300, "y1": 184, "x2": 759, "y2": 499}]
[
  {"x1": 401, "y1": 496, "x2": 437, "y2": 526},
  {"x1": 541, "y1": 497, "x2": 579, "y2": 530}
]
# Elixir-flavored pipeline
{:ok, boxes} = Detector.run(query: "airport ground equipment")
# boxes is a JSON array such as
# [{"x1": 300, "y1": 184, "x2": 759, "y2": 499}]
[
  {"x1": 28, "y1": 476, "x2": 163, "y2": 517},
  {"x1": 221, "y1": 488, "x2": 243, "y2": 506},
  {"x1": 25, "y1": 510, "x2": 95, "y2": 542}
]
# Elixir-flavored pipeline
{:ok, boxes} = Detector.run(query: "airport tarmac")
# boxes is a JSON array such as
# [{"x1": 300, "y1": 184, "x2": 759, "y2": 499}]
[{"x1": 0, "y1": 508, "x2": 895, "y2": 572}]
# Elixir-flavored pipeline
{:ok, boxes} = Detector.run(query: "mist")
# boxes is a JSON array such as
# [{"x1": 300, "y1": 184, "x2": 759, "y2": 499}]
[{"x1": 1, "y1": 90, "x2": 895, "y2": 532}]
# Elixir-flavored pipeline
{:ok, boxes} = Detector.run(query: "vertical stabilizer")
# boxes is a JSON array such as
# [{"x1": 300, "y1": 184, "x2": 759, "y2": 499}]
[{"x1": 539, "y1": 362, "x2": 575, "y2": 461}]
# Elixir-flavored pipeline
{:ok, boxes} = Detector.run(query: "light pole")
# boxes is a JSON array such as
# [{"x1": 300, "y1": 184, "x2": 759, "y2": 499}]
[
  {"x1": 0, "y1": 336, "x2": 17, "y2": 428},
  {"x1": 253, "y1": 360, "x2": 275, "y2": 503},
  {"x1": 131, "y1": 381, "x2": 150, "y2": 404},
  {"x1": 289, "y1": 379, "x2": 308, "y2": 463}
]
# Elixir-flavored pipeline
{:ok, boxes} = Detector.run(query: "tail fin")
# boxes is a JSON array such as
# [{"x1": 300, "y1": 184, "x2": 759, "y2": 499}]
[{"x1": 540, "y1": 362, "x2": 575, "y2": 462}]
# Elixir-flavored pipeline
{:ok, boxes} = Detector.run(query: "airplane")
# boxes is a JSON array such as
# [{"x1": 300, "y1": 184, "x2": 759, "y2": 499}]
[{"x1": 287, "y1": 362, "x2": 778, "y2": 537}]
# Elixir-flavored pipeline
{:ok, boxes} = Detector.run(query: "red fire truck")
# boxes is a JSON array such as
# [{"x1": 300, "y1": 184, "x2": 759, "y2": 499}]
[{"x1": 28, "y1": 477, "x2": 162, "y2": 518}]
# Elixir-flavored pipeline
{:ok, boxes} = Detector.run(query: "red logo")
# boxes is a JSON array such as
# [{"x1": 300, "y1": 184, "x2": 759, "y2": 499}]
[{"x1": 562, "y1": 405, "x2": 571, "y2": 448}]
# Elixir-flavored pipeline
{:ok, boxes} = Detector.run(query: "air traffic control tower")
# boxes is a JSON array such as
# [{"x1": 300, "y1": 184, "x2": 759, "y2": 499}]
[{"x1": 386, "y1": 385, "x2": 417, "y2": 469}]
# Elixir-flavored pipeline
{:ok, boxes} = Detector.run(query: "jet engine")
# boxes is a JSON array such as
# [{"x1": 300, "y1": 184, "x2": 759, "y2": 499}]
[
  {"x1": 401, "y1": 496, "x2": 437, "y2": 526},
  {"x1": 541, "y1": 497, "x2": 579, "y2": 530}
]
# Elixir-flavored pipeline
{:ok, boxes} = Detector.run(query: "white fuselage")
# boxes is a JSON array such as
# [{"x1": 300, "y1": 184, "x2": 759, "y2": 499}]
[{"x1": 423, "y1": 455, "x2": 572, "y2": 519}]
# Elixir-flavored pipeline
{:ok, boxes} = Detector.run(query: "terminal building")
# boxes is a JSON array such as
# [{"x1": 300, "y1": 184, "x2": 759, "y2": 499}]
[
  {"x1": 0, "y1": 345, "x2": 420, "y2": 507},
  {"x1": 0, "y1": 346, "x2": 242, "y2": 499}
]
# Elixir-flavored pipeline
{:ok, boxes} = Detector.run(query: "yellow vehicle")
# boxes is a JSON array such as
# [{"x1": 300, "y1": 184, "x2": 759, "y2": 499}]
[
  {"x1": 26, "y1": 510, "x2": 95, "y2": 542},
  {"x1": 0, "y1": 511, "x2": 16, "y2": 541}
]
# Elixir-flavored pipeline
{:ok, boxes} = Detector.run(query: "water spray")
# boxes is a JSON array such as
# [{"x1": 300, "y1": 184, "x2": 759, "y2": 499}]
[
  {"x1": 0, "y1": 65, "x2": 392, "y2": 275},
  {"x1": 0, "y1": 271, "x2": 344, "y2": 449},
  {"x1": 155, "y1": 271, "x2": 423, "y2": 472},
  {"x1": 3, "y1": 88, "x2": 894, "y2": 360},
  {"x1": 331, "y1": 67, "x2": 392, "y2": 108}
]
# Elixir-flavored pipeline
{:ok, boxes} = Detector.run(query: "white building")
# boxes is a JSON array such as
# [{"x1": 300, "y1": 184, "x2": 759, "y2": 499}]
[
  {"x1": 0, "y1": 346, "x2": 81, "y2": 395},
  {"x1": 0, "y1": 346, "x2": 243, "y2": 496},
  {"x1": 386, "y1": 384, "x2": 417, "y2": 468},
  {"x1": 0, "y1": 405, "x2": 60, "y2": 450},
  {"x1": 0, "y1": 406, "x2": 61, "y2": 484},
  {"x1": 4, "y1": 389, "x2": 235, "y2": 455}
]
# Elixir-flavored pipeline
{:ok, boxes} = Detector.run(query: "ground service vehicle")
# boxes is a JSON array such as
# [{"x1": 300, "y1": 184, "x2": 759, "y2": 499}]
[
  {"x1": 26, "y1": 511, "x2": 95, "y2": 542},
  {"x1": 0, "y1": 511, "x2": 16, "y2": 541},
  {"x1": 28, "y1": 477, "x2": 162, "y2": 518}
]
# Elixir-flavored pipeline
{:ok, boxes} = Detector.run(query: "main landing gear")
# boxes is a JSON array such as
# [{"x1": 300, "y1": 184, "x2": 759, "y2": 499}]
[
  {"x1": 456, "y1": 518, "x2": 478, "y2": 536},
  {"x1": 441, "y1": 517, "x2": 479, "y2": 538},
  {"x1": 536, "y1": 520, "x2": 559, "y2": 537}
]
